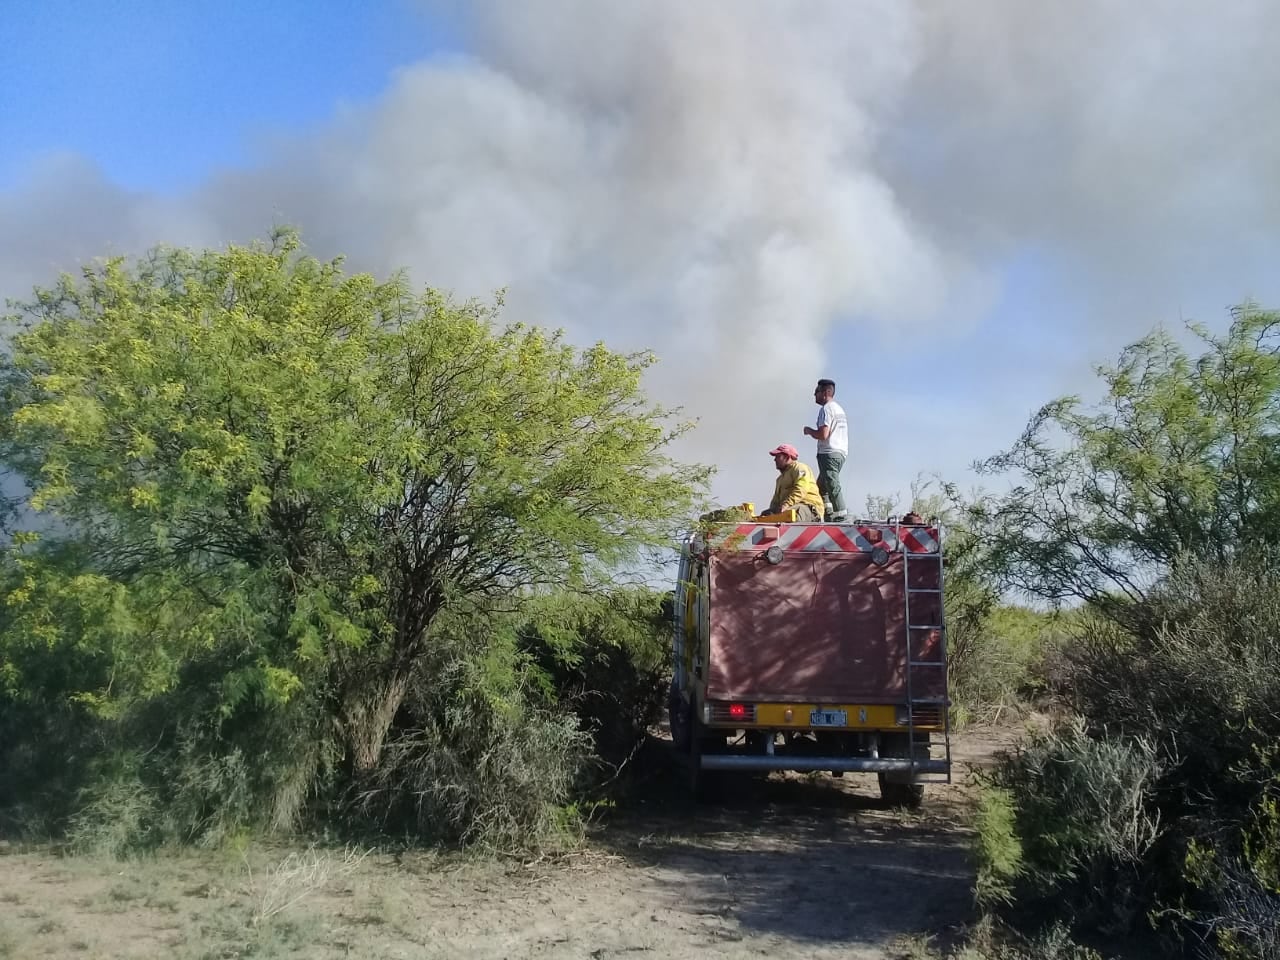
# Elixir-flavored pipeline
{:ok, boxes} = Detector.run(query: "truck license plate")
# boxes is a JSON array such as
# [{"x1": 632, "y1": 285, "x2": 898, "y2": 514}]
[{"x1": 809, "y1": 709, "x2": 847, "y2": 727}]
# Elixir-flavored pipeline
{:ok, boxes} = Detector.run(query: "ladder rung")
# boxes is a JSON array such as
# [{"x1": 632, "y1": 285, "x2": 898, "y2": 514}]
[
  {"x1": 907, "y1": 588, "x2": 941, "y2": 594},
  {"x1": 908, "y1": 624, "x2": 943, "y2": 630},
  {"x1": 909, "y1": 660, "x2": 945, "y2": 667},
  {"x1": 903, "y1": 553, "x2": 942, "y2": 561},
  {"x1": 910, "y1": 697, "x2": 950, "y2": 704}
]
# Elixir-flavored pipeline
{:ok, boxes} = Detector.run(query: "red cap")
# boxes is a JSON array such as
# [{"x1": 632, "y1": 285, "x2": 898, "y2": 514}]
[{"x1": 769, "y1": 443, "x2": 799, "y2": 459}]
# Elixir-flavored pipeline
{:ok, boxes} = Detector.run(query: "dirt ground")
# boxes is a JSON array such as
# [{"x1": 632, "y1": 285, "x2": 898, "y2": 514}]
[{"x1": 0, "y1": 725, "x2": 1017, "y2": 960}]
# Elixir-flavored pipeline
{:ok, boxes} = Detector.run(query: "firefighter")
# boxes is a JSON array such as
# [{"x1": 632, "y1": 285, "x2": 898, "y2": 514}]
[
  {"x1": 765, "y1": 444, "x2": 826, "y2": 521},
  {"x1": 803, "y1": 378, "x2": 848, "y2": 522}
]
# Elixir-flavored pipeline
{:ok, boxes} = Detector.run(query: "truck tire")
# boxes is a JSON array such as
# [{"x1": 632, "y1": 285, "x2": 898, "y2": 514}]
[
  {"x1": 878, "y1": 775, "x2": 925, "y2": 809},
  {"x1": 878, "y1": 732, "x2": 926, "y2": 809},
  {"x1": 668, "y1": 680, "x2": 690, "y2": 754},
  {"x1": 687, "y1": 710, "x2": 724, "y2": 803}
]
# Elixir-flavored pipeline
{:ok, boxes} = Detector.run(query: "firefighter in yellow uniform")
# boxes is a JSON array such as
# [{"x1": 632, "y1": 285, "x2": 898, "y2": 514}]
[{"x1": 766, "y1": 443, "x2": 826, "y2": 521}]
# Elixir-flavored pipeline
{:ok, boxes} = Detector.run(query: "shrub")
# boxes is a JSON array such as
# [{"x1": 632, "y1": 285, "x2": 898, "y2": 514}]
[
  {"x1": 58, "y1": 699, "x2": 337, "y2": 856},
  {"x1": 988, "y1": 561, "x2": 1280, "y2": 947},
  {"x1": 0, "y1": 696, "x2": 99, "y2": 839},
  {"x1": 950, "y1": 606, "x2": 1069, "y2": 727},
  {"x1": 349, "y1": 651, "x2": 591, "y2": 850},
  {"x1": 346, "y1": 588, "x2": 673, "y2": 848},
  {"x1": 1178, "y1": 844, "x2": 1280, "y2": 960},
  {"x1": 974, "y1": 786, "x2": 1024, "y2": 908},
  {"x1": 1167, "y1": 754, "x2": 1280, "y2": 959},
  {"x1": 896, "y1": 917, "x2": 1103, "y2": 960},
  {"x1": 956, "y1": 918, "x2": 1103, "y2": 960},
  {"x1": 1, "y1": 586, "x2": 665, "y2": 854},
  {"x1": 64, "y1": 756, "x2": 162, "y2": 858},
  {"x1": 515, "y1": 588, "x2": 671, "y2": 790},
  {"x1": 1063, "y1": 559, "x2": 1280, "y2": 822},
  {"x1": 985, "y1": 717, "x2": 1161, "y2": 928}
]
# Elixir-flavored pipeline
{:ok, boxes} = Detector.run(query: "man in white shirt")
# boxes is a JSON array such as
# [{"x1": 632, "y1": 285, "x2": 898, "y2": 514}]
[{"x1": 803, "y1": 378, "x2": 849, "y2": 521}]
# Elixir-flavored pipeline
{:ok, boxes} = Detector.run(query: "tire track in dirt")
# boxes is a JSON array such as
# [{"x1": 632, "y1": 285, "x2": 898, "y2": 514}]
[
  {"x1": 0, "y1": 726, "x2": 1015, "y2": 960},
  {"x1": 546, "y1": 726, "x2": 1012, "y2": 959}
]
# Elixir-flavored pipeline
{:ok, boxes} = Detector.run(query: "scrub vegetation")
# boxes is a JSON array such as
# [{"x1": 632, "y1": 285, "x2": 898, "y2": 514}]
[{"x1": 3, "y1": 232, "x2": 1279, "y2": 958}]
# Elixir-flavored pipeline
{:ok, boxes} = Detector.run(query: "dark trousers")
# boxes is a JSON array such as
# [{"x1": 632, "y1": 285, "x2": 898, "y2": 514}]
[{"x1": 817, "y1": 452, "x2": 847, "y2": 516}]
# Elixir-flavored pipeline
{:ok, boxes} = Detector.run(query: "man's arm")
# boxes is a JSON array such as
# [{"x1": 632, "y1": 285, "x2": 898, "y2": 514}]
[{"x1": 805, "y1": 406, "x2": 832, "y2": 441}]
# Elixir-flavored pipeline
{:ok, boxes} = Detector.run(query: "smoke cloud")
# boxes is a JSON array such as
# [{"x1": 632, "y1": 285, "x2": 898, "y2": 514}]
[{"x1": 4, "y1": 1, "x2": 1279, "y2": 510}]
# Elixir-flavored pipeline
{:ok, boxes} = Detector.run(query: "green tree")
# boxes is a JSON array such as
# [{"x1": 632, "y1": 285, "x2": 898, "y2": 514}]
[
  {"x1": 0, "y1": 229, "x2": 709, "y2": 816},
  {"x1": 974, "y1": 303, "x2": 1280, "y2": 620}
]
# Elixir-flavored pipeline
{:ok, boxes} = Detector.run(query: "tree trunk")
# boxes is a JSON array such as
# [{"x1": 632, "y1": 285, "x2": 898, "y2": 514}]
[{"x1": 342, "y1": 670, "x2": 411, "y2": 775}]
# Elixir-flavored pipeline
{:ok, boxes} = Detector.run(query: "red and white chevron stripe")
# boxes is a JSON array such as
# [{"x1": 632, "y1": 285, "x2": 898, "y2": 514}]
[{"x1": 725, "y1": 522, "x2": 941, "y2": 554}]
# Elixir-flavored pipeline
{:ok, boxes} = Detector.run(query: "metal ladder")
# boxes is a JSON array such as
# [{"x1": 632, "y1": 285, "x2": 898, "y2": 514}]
[{"x1": 897, "y1": 519, "x2": 952, "y2": 784}]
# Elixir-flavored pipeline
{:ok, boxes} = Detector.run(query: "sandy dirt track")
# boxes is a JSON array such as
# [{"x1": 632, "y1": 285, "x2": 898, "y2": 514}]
[{"x1": 0, "y1": 726, "x2": 1014, "y2": 960}]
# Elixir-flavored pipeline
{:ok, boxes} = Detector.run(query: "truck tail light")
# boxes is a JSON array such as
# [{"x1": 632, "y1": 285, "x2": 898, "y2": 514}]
[{"x1": 707, "y1": 701, "x2": 757, "y2": 723}]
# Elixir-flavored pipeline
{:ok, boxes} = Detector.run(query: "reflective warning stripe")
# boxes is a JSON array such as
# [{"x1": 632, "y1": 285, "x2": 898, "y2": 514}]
[
  {"x1": 725, "y1": 523, "x2": 940, "y2": 554},
  {"x1": 900, "y1": 526, "x2": 940, "y2": 554}
]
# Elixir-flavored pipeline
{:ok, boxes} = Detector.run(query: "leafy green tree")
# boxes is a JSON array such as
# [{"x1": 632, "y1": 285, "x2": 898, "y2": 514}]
[
  {"x1": 515, "y1": 587, "x2": 671, "y2": 780},
  {"x1": 974, "y1": 303, "x2": 1280, "y2": 619},
  {"x1": 0, "y1": 229, "x2": 709, "y2": 804}
]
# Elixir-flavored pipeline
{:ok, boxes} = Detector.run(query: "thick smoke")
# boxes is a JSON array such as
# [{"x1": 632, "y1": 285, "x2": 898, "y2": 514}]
[{"x1": 3, "y1": 1, "x2": 1279, "y2": 509}]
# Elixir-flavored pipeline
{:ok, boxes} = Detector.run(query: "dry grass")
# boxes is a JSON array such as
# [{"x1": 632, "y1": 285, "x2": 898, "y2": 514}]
[
  {"x1": 0, "y1": 728, "x2": 1022, "y2": 959},
  {"x1": 244, "y1": 844, "x2": 371, "y2": 927}
]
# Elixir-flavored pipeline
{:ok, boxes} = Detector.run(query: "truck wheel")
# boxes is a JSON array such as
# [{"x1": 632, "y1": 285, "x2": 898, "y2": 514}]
[
  {"x1": 668, "y1": 681, "x2": 690, "y2": 754},
  {"x1": 687, "y1": 711, "x2": 722, "y2": 803},
  {"x1": 878, "y1": 775, "x2": 925, "y2": 809}
]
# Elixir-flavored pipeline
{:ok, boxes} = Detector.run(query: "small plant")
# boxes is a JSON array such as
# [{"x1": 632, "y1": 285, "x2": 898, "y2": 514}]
[
  {"x1": 65, "y1": 761, "x2": 160, "y2": 859},
  {"x1": 106, "y1": 880, "x2": 146, "y2": 904},
  {"x1": 245, "y1": 844, "x2": 370, "y2": 926},
  {"x1": 955, "y1": 917, "x2": 1103, "y2": 960}
]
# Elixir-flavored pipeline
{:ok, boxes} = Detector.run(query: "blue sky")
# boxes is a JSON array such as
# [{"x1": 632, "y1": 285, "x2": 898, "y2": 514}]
[
  {"x1": 3, "y1": 2, "x2": 1277, "y2": 512},
  {"x1": 0, "y1": 0, "x2": 445, "y2": 190}
]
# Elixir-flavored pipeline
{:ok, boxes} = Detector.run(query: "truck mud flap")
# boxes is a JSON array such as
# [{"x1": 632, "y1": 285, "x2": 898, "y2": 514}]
[{"x1": 700, "y1": 755, "x2": 948, "y2": 774}]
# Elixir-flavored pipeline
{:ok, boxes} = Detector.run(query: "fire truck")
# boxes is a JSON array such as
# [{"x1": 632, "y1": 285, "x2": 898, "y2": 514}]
[{"x1": 667, "y1": 506, "x2": 951, "y2": 805}]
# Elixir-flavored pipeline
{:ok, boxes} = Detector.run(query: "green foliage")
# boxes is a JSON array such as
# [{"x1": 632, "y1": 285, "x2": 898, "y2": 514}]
[
  {"x1": 1245, "y1": 789, "x2": 1280, "y2": 896},
  {"x1": 986, "y1": 718, "x2": 1161, "y2": 927},
  {"x1": 352, "y1": 647, "x2": 591, "y2": 850},
  {"x1": 956, "y1": 919, "x2": 1103, "y2": 960},
  {"x1": 516, "y1": 587, "x2": 671, "y2": 784},
  {"x1": 976, "y1": 303, "x2": 1280, "y2": 620},
  {"x1": 348, "y1": 585, "x2": 673, "y2": 849},
  {"x1": 962, "y1": 305, "x2": 1280, "y2": 951},
  {"x1": 1175, "y1": 823, "x2": 1280, "y2": 960},
  {"x1": 974, "y1": 787, "x2": 1024, "y2": 908},
  {"x1": 896, "y1": 917, "x2": 1103, "y2": 960},
  {"x1": 0, "y1": 229, "x2": 707, "y2": 848},
  {"x1": 950, "y1": 603, "x2": 1069, "y2": 727},
  {"x1": 989, "y1": 562, "x2": 1280, "y2": 950},
  {"x1": 1063, "y1": 560, "x2": 1280, "y2": 817}
]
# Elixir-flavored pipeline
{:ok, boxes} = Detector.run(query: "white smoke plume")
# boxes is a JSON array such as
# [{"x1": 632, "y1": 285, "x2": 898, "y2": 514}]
[{"x1": 4, "y1": 0, "x2": 1280, "y2": 510}]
